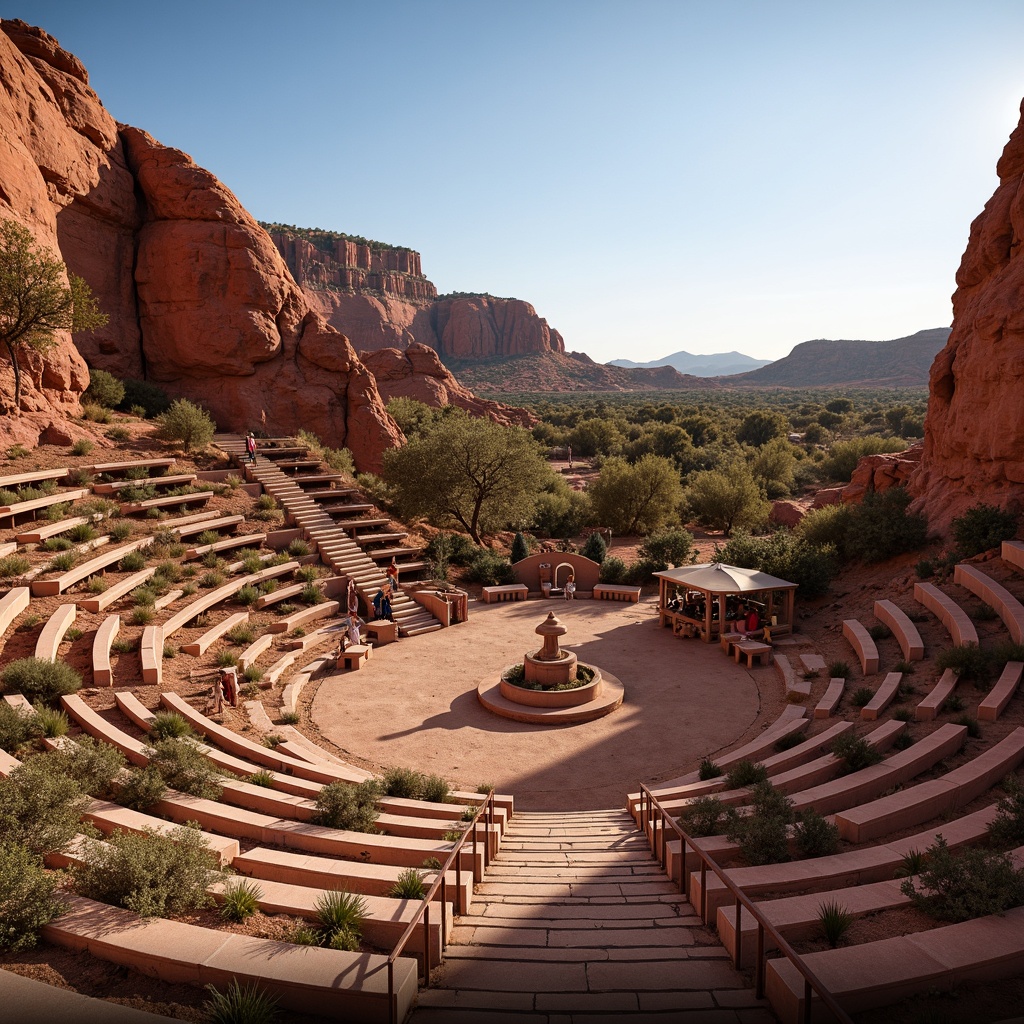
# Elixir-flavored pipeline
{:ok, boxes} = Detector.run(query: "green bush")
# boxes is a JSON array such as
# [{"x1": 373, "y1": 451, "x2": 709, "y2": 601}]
[
  {"x1": 639, "y1": 528, "x2": 694, "y2": 570},
  {"x1": 678, "y1": 795, "x2": 728, "y2": 838},
  {"x1": 794, "y1": 809, "x2": 840, "y2": 857},
  {"x1": 235, "y1": 585, "x2": 259, "y2": 606},
  {"x1": 828, "y1": 660, "x2": 851, "y2": 679},
  {"x1": 315, "y1": 889, "x2": 366, "y2": 949},
  {"x1": 119, "y1": 550, "x2": 146, "y2": 572},
  {"x1": 990, "y1": 779, "x2": 1024, "y2": 847},
  {"x1": 312, "y1": 780, "x2": 381, "y2": 833},
  {"x1": 421, "y1": 774, "x2": 452, "y2": 804},
  {"x1": 147, "y1": 737, "x2": 222, "y2": 799},
  {"x1": 716, "y1": 529, "x2": 838, "y2": 599},
  {"x1": 697, "y1": 757, "x2": 723, "y2": 781},
  {"x1": 425, "y1": 532, "x2": 478, "y2": 569},
  {"x1": 118, "y1": 378, "x2": 171, "y2": 418},
  {"x1": 725, "y1": 760, "x2": 768, "y2": 789},
  {"x1": 388, "y1": 867, "x2": 427, "y2": 900},
  {"x1": 203, "y1": 980, "x2": 279, "y2": 1024},
  {"x1": 0, "y1": 754, "x2": 88, "y2": 856},
  {"x1": 382, "y1": 766, "x2": 423, "y2": 799},
  {"x1": 48, "y1": 551, "x2": 77, "y2": 572},
  {"x1": 726, "y1": 781, "x2": 793, "y2": 866},
  {"x1": 74, "y1": 823, "x2": 220, "y2": 917},
  {"x1": 117, "y1": 764, "x2": 167, "y2": 810},
  {"x1": 0, "y1": 554, "x2": 30, "y2": 579},
  {"x1": 45, "y1": 735, "x2": 125, "y2": 798},
  {"x1": 821, "y1": 436, "x2": 907, "y2": 483},
  {"x1": 850, "y1": 686, "x2": 874, "y2": 708},
  {"x1": 843, "y1": 488, "x2": 928, "y2": 563},
  {"x1": 0, "y1": 701, "x2": 41, "y2": 754},
  {"x1": 935, "y1": 643, "x2": 991, "y2": 684},
  {"x1": 951, "y1": 502, "x2": 1018, "y2": 557},
  {"x1": 1, "y1": 657, "x2": 82, "y2": 704},
  {"x1": 900, "y1": 835, "x2": 1024, "y2": 922},
  {"x1": 70, "y1": 438, "x2": 94, "y2": 456},
  {"x1": 831, "y1": 733, "x2": 883, "y2": 775},
  {"x1": 109, "y1": 520, "x2": 132, "y2": 541},
  {"x1": 0, "y1": 841, "x2": 67, "y2": 950},
  {"x1": 158, "y1": 398, "x2": 216, "y2": 452},
  {"x1": 465, "y1": 551, "x2": 516, "y2": 586},
  {"x1": 797, "y1": 502, "x2": 856, "y2": 550},
  {"x1": 580, "y1": 531, "x2": 607, "y2": 565},
  {"x1": 818, "y1": 900, "x2": 854, "y2": 948},
  {"x1": 150, "y1": 711, "x2": 193, "y2": 741},
  {"x1": 510, "y1": 531, "x2": 529, "y2": 563},
  {"x1": 83, "y1": 368, "x2": 125, "y2": 409},
  {"x1": 598, "y1": 556, "x2": 627, "y2": 584},
  {"x1": 219, "y1": 878, "x2": 263, "y2": 922}
]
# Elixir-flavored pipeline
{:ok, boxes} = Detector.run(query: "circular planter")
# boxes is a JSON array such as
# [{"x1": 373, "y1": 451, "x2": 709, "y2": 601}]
[{"x1": 499, "y1": 664, "x2": 602, "y2": 708}]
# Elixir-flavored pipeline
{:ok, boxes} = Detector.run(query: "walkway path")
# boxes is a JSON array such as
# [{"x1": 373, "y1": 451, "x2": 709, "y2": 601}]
[{"x1": 411, "y1": 810, "x2": 773, "y2": 1022}]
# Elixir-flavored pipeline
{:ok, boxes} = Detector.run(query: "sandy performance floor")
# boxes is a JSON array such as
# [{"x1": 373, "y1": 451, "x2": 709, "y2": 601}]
[{"x1": 310, "y1": 597, "x2": 772, "y2": 811}]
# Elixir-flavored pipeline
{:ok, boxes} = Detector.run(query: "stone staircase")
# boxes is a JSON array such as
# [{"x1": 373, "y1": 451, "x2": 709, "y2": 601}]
[
  {"x1": 411, "y1": 810, "x2": 771, "y2": 1022},
  {"x1": 215, "y1": 435, "x2": 442, "y2": 637}
]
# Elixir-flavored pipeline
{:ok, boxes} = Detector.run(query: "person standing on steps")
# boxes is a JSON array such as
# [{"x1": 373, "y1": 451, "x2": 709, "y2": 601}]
[
  {"x1": 385, "y1": 557, "x2": 399, "y2": 593},
  {"x1": 245, "y1": 431, "x2": 257, "y2": 465}
]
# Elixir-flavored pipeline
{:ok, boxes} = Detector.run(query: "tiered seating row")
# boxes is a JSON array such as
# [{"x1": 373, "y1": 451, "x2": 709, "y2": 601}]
[
  {"x1": 954, "y1": 564, "x2": 1024, "y2": 644},
  {"x1": 914, "y1": 582, "x2": 979, "y2": 646}
]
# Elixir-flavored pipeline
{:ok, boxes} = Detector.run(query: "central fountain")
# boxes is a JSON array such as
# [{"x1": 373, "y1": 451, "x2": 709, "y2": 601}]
[{"x1": 477, "y1": 611, "x2": 624, "y2": 724}]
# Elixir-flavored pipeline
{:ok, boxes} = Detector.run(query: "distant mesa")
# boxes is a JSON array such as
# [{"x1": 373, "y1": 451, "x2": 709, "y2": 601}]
[{"x1": 608, "y1": 350, "x2": 773, "y2": 377}]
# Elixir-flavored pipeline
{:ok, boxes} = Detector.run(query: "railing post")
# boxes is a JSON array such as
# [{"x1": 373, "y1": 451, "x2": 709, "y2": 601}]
[
  {"x1": 441, "y1": 876, "x2": 448, "y2": 954},
  {"x1": 388, "y1": 962, "x2": 395, "y2": 1024},
  {"x1": 423, "y1": 902, "x2": 431, "y2": 986},
  {"x1": 472, "y1": 819, "x2": 479, "y2": 883},
  {"x1": 756, "y1": 923, "x2": 765, "y2": 998},
  {"x1": 734, "y1": 899, "x2": 743, "y2": 969},
  {"x1": 700, "y1": 861, "x2": 707, "y2": 922},
  {"x1": 803, "y1": 977, "x2": 812, "y2": 1024}
]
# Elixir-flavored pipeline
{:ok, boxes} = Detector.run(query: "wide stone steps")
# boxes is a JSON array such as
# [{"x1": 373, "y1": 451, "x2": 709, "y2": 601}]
[{"x1": 410, "y1": 810, "x2": 769, "y2": 1022}]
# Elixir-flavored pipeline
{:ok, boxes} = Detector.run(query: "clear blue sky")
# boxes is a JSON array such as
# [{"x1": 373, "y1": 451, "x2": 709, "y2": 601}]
[{"x1": 9, "y1": 1, "x2": 1024, "y2": 362}]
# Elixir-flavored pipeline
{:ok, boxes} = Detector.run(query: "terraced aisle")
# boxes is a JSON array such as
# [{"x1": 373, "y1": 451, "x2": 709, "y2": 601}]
[{"x1": 413, "y1": 810, "x2": 773, "y2": 1023}]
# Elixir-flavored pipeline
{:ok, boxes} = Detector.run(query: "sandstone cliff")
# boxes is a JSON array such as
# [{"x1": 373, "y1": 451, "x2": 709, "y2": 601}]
[
  {"x1": 360, "y1": 344, "x2": 535, "y2": 428},
  {"x1": 908, "y1": 100, "x2": 1024, "y2": 527},
  {"x1": 0, "y1": 20, "x2": 403, "y2": 471}
]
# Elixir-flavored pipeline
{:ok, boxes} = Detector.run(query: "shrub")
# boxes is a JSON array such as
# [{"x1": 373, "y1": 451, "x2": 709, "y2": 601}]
[
  {"x1": 850, "y1": 686, "x2": 873, "y2": 708},
  {"x1": 697, "y1": 757, "x2": 723, "y2": 781},
  {"x1": 311, "y1": 780, "x2": 380, "y2": 832},
  {"x1": 158, "y1": 398, "x2": 215, "y2": 451},
  {"x1": 299, "y1": 582, "x2": 323, "y2": 606},
  {"x1": 868, "y1": 623, "x2": 891, "y2": 641},
  {"x1": 580, "y1": 531, "x2": 607, "y2": 565},
  {"x1": 32, "y1": 704, "x2": 69, "y2": 738},
  {"x1": 1, "y1": 657, "x2": 82, "y2": 704},
  {"x1": 70, "y1": 438, "x2": 94, "y2": 456},
  {"x1": 797, "y1": 502, "x2": 856, "y2": 550},
  {"x1": 465, "y1": 551, "x2": 516, "y2": 586},
  {"x1": 831, "y1": 733, "x2": 883, "y2": 775},
  {"x1": 935, "y1": 643, "x2": 991, "y2": 684},
  {"x1": 219, "y1": 878, "x2": 263, "y2": 922},
  {"x1": 46, "y1": 735, "x2": 125, "y2": 798},
  {"x1": 202, "y1": 980, "x2": 279, "y2": 1024},
  {"x1": 287, "y1": 538, "x2": 311, "y2": 557},
  {"x1": 288, "y1": 925, "x2": 320, "y2": 946},
  {"x1": 48, "y1": 550, "x2": 77, "y2": 572},
  {"x1": 726, "y1": 781, "x2": 793, "y2": 866},
  {"x1": 510, "y1": 531, "x2": 529, "y2": 563},
  {"x1": 235, "y1": 584, "x2": 259, "y2": 606},
  {"x1": 843, "y1": 488, "x2": 928, "y2": 563},
  {"x1": 598, "y1": 555, "x2": 627, "y2": 584},
  {"x1": 280, "y1": 711, "x2": 300, "y2": 725},
  {"x1": 119, "y1": 550, "x2": 146, "y2": 572},
  {"x1": 388, "y1": 867, "x2": 427, "y2": 900},
  {"x1": 0, "y1": 841, "x2": 67, "y2": 950},
  {"x1": 83, "y1": 368, "x2": 125, "y2": 408},
  {"x1": 990, "y1": 778, "x2": 1024, "y2": 847},
  {"x1": 827, "y1": 660, "x2": 851, "y2": 680},
  {"x1": 109, "y1": 520, "x2": 132, "y2": 541},
  {"x1": 42, "y1": 536, "x2": 73, "y2": 552},
  {"x1": 894, "y1": 848, "x2": 928, "y2": 878},
  {"x1": 900, "y1": 835, "x2": 1024, "y2": 922},
  {"x1": 117, "y1": 765, "x2": 167, "y2": 810},
  {"x1": 817, "y1": 900, "x2": 854, "y2": 948},
  {"x1": 0, "y1": 701, "x2": 40, "y2": 753},
  {"x1": 954, "y1": 714, "x2": 981, "y2": 739},
  {"x1": 75, "y1": 823, "x2": 220, "y2": 917},
  {"x1": 226, "y1": 623, "x2": 256, "y2": 646},
  {"x1": 421, "y1": 774, "x2": 452, "y2": 804},
  {"x1": 678, "y1": 795, "x2": 728, "y2": 837},
  {"x1": 81, "y1": 402, "x2": 111, "y2": 423},
  {"x1": 150, "y1": 711, "x2": 193, "y2": 740},
  {"x1": 382, "y1": 766, "x2": 424, "y2": 799},
  {"x1": 0, "y1": 554, "x2": 30, "y2": 579},
  {"x1": 315, "y1": 889, "x2": 366, "y2": 948},
  {"x1": 639, "y1": 528, "x2": 695, "y2": 571},
  {"x1": 724, "y1": 760, "x2": 768, "y2": 789},
  {"x1": 716, "y1": 529, "x2": 838, "y2": 599},
  {"x1": 247, "y1": 769, "x2": 275, "y2": 788},
  {"x1": 242, "y1": 665, "x2": 264, "y2": 684},
  {"x1": 951, "y1": 502, "x2": 1018, "y2": 557},
  {"x1": 147, "y1": 737, "x2": 222, "y2": 799},
  {"x1": 794, "y1": 809, "x2": 840, "y2": 857},
  {"x1": 118, "y1": 378, "x2": 171, "y2": 418},
  {"x1": 200, "y1": 570, "x2": 225, "y2": 589},
  {"x1": 130, "y1": 606, "x2": 154, "y2": 626},
  {"x1": 893, "y1": 707, "x2": 913, "y2": 722},
  {"x1": 67, "y1": 522, "x2": 97, "y2": 543},
  {"x1": 915, "y1": 558, "x2": 936, "y2": 579},
  {"x1": 425, "y1": 532, "x2": 478, "y2": 567},
  {"x1": 106, "y1": 426, "x2": 132, "y2": 442},
  {"x1": 0, "y1": 755, "x2": 88, "y2": 855}
]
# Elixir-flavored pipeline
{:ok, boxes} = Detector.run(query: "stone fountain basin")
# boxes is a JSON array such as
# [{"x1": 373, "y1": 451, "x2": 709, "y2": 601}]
[{"x1": 500, "y1": 665, "x2": 603, "y2": 708}]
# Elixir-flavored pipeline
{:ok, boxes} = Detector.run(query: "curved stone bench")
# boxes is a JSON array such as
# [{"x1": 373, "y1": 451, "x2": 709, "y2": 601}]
[
  {"x1": 82, "y1": 458, "x2": 175, "y2": 477},
  {"x1": 0, "y1": 586, "x2": 30, "y2": 639},
  {"x1": 76, "y1": 567, "x2": 157, "y2": 613},
  {"x1": 3, "y1": 693, "x2": 33, "y2": 712},
  {"x1": 254, "y1": 581, "x2": 305, "y2": 608},
  {"x1": 914, "y1": 582, "x2": 979, "y2": 646},
  {"x1": 0, "y1": 487, "x2": 90, "y2": 524},
  {"x1": 861, "y1": 671, "x2": 902, "y2": 720},
  {"x1": 814, "y1": 678, "x2": 845, "y2": 718},
  {"x1": 119, "y1": 489, "x2": 213, "y2": 515},
  {"x1": 238, "y1": 632, "x2": 274, "y2": 670},
  {"x1": 954, "y1": 563, "x2": 1024, "y2": 644},
  {"x1": 63, "y1": 694, "x2": 151, "y2": 767},
  {"x1": 31, "y1": 535, "x2": 155, "y2": 597},
  {"x1": 34, "y1": 603, "x2": 77, "y2": 661},
  {"x1": 265, "y1": 649, "x2": 299, "y2": 685},
  {"x1": 915, "y1": 668, "x2": 958, "y2": 722},
  {"x1": 234, "y1": 846, "x2": 473, "y2": 914},
  {"x1": 765, "y1": 903, "x2": 1024, "y2": 1022},
  {"x1": 42, "y1": 894, "x2": 417, "y2": 1024},
  {"x1": 842, "y1": 619, "x2": 879, "y2": 675},
  {"x1": 774, "y1": 654, "x2": 809, "y2": 698},
  {"x1": 93, "y1": 473, "x2": 197, "y2": 495},
  {"x1": 689, "y1": 801, "x2": 999, "y2": 925},
  {"x1": 834, "y1": 727, "x2": 1024, "y2": 842},
  {"x1": 92, "y1": 614, "x2": 120, "y2": 687},
  {"x1": 979, "y1": 661, "x2": 1024, "y2": 721},
  {"x1": 0, "y1": 467, "x2": 69, "y2": 488},
  {"x1": 874, "y1": 599, "x2": 924, "y2": 660},
  {"x1": 267, "y1": 599, "x2": 340, "y2": 634},
  {"x1": 140, "y1": 625, "x2": 162, "y2": 686},
  {"x1": 172, "y1": 512, "x2": 241, "y2": 537},
  {"x1": 280, "y1": 658, "x2": 330, "y2": 716},
  {"x1": 179, "y1": 611, "x2": 249, "y2": 657},
  {"x1": 1003, "y1": 539, "x2": 1024, "y2": 572},
  {"x1": 185, "y1": 531, "x2": 266, "y2": 560},
  {"x1": 16, "y1": 514, "x2": 91, "y2": 544}
]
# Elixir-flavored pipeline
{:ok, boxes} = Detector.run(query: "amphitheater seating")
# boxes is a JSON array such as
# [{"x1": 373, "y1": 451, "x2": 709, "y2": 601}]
[
  {"x1": 119, "y1": 490, "x2": 214, "y2": 515},
  {"x1": 92, "y1": 473, "x2": 197, "y2": 495},
  {"x1": 254, "y1": 581, "x2": 305, "y2": 608},
  {"x1": 0, "y1": 586, "x2": 30, "y2": 637},
  {"x1": 0, "y1": 487, "x2": 90, "y2": 524},
  {"x1": 265, "y1": 650, "x2": 299, "y2": 685},
  {"x1": 1004, "y1": 539, "x2": 1024, "y2": 572},
  {"x1": 30, "y1": 535, "x2": 156, "y2": 597},
  {"x1": 914, "y1": 581, "x2": 979, "y2": 646},
  {"x1": 860, "y1": 671, "x2": 902, "y2": 720},
  {"x1": 915, "y1": 668, "x2": 958, "y2": 721},
  {"x1": 42, "y1": 894, "x2": 417, "y2": 1024},
  {"x1": 814, "y1": 678, "x2": 845, "y2": 718},
  {"x1": 774, "y1": 654, "x2": 806, "y2": 697},
  {"x1": 91, "y1": 615, "x2": 119, "y2": 686},
  {"x1": 140, "y1": 625, "x2": 162, "y2": 685},
  {"x1": 874, "y1": 599, "x2": 925, "y2": 660},
  {"x1": 16, "y1": 514, "x2": 92, "y2": 544},
  {"x1": 842, "y1": 619, "x2": 879, "y2": 675},
  {"x1": 184, "y1": 532, "x2": 266, "y2": 559},
  {"x1": 33, "y1": 603, "x2": 77, "y2": 661},
  {"x1": 81, "y1": 458, "x2": 175, "y2": 477},
  {"x1": 238, "y1": 632, "x2": 274, "y2": 670},
  {"x1": 979, "y1": 661, "x2": 1024, "y2": 721},
  {"x1": 954, "y1": 563, "x2": 1024, "y2": 643},
  {"x1": 76, "y1": 567, "x2": 157, "y2": 613},
  {"x1": 0, "y1": 467, "x2": 69, "y2": 488},
  {"x1": 172, "y1": 513, "x2": 242, "y2": 538},
  {"x1": 179, "y1": 610, "x2": 248, "y2": 656},
  {"x1": 267, "y1": 599, "x2": 340, "y2": 634}
]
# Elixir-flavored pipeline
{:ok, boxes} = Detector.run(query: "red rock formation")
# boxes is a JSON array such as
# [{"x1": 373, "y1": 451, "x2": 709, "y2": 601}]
[
  {"x1": 432, "y1": 295, "x2": 565, "y2": 360},
  {"x1": 909, "y1": 99, "x2": 1024, "y2": 528},
  {"x1": 842, "y1": 445, "x2": 923, "y2": 505},
  {"x1": 360, "y1": 344, "x2": 536, "y2": 428}
]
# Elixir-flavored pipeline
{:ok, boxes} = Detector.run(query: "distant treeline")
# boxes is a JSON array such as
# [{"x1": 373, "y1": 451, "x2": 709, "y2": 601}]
[
  {"x1": 434, "y1": 291, "x2": 519, "y2": 302},
  {"x1": 258, "y1": 222, "x2": 413, "y2": 255}
]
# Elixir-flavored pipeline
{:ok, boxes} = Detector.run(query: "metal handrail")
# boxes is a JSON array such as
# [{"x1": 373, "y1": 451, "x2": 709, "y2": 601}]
[
  {"x1": 638, "y1": 784, "x2": 853, "y2": 1024},
  {"x1": 387, "y1": 789, "x2": 495, "y2": 1024}
]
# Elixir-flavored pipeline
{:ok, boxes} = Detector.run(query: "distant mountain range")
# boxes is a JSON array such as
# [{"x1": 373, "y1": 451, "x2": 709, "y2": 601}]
[
  {"x1": 608, "y1": 350, "x2": 773, "y2": 376},
  {"x1": 727, "y1": 328, "x2": 950, "y2": 387}
]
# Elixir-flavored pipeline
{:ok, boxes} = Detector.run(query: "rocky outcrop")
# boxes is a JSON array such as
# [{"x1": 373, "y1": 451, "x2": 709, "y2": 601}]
[
  {"x1": 843, "y1": 445, "x2": 924, "y2": 505},
  {"x1": 431, "y1": 295, "x2": 564, "y2": 360},
  {"x1": 360, "y1": 344, "x2": 535, "y2": 428},
  {"x1": 0, "y1": 20, "x2": 403, "y2": 471},
  {"x1": 909, "y1": 99, "x2": 1024, "y2": 527}
]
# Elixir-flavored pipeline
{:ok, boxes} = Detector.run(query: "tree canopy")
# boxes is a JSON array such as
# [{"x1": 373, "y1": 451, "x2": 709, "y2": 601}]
[
  {"x1": 0, "y1": 218, "x2": 107, "y2": 412},
  {"x1": 382, "y1": 411, "x2": 552, "y2": 543},
  {"x1": 588, "y1": 454, "x2": 683, "y2": 535}
]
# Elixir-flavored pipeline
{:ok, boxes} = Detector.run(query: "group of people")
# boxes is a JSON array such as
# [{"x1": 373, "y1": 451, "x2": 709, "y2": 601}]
[{"x1": 666, "y1": 590, "x2": 763, "y2": 634}]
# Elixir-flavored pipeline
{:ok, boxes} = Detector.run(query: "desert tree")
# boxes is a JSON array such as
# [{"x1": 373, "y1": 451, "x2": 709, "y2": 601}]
[
  {"x1": 588, "y1": 454, "x2": 683, "y2": 536},
  {"x1": 0, "y1": 218, "x2": 107, "y2": 412}
]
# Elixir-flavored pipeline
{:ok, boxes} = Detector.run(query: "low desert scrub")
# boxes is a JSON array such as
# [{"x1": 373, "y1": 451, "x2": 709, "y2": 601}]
[
  {"x1": 677, "y1": 795, "x2": 728, "y2": 838},
  {"x1": 1, "y1": 657, "x2": 82, "y2": 704},
  {"x1": 311, "y1": 780, "x2": 380, "y2": 833},
  {"x1": 0, "y1": 841, "x2": 67, "y2": 951},
  {"x1": 831, "y1": 733, "x2": 883, "y2": 775}
]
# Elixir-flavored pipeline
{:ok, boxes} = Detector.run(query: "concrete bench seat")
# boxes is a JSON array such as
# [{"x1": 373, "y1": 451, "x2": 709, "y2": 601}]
[
  {"x1": 82, "y1": 458, "x2": 175, "y2": 477},
  {"x1": 979, "y1": 660, "x2": 1024, "y2": 721},
  {"x1": 915, "y1": 668, "x2": 958, "y2": 721},
  {"x1": 481, "y1": 584, "x2": 529, "y2": 603},
  {"x1": 874, "y1": 599, "x2": 925, "y2": 660},
  {"x1": 592, "y1": 583, "x2": 642, "y2": 602},
  {"x1": 814, "y1": 677, "x2": 845, "y2": 718},
  {"x1": 689, "y1": 801, "x2": 999, "y2": 925},
  {"x1": 735, "y1": 639, "x2": 773, "y2": 669},
  {"x1": 92, "y1": 473, "x2": 197, "y2": 495},
  {"x1": 63, "y1": 694, "x2": 151, "y2": 766},
  {"x1": 234, "y1": 846, "x2": 473, "y2": 914},
  {"x1": 0, "y1": 487, "x2": 90, "y2": 522},
  {"x1": 861, "y1": 671, "x2": 902, "y2": 720},
  {"x1": 0, "y1": 586, "x2": 31, "y2": 638},
  {"x1": 31, "y1": 535, "x2": 155, "y2": 597},
  {"x1": 42, "y1": 894, "x2": 417, "y2": 1024},
  {"x1": 798, "y1": 653, "x2": 826, "y2": 675},
  {"x1": 1003, "y1": 539, "x2": 1024, "y2": 572},
  {"x1": 76, "y1": 566, "x2": 157, "y2": 613},
  {"x1": 842, "y1": 619, "x2": 879, "y2": 675},
  {"x1": 238, "y1": 632, "x2": 274, "y2": 670},
  {"x1": 267, "y1": 600, "x2": 340, "y2": 634},
  {"x1": 208, "y1": 875, "x2": 450, "y2": 960},
  {"x1": 91, "y1": 614, "x2": 120, "y2": 686},
  {"x1": 140, "y1": 625, "x2": 162, "y2": 685},
  {"x1": 914, "y1": 581, "x2": 979, "y2": 646},
  {"x1": 0, "y1": 467, "x2": 69, "y2": 488},
  {"x1": 179, "y1": 611, "x2": 249, "y2": 657},
  {"x1": 773, "y1": 654, "x2": 804, "y2": 696},
  {"x1": 292, "y1": 472, "x2": 347, "y2": 486},
  {"x1": 253, "y1": 581, "x2": 305, "y2": 608},
  {"x1": 119, "y1": 490, "x2": 213, "y2": 515},
  {"x1": 3, "y1": 693, "x2": 34, "y2": 712},
  {"x1": 16, "y1": 514, "x2": 92, "y2": 544},
  {"x1": 172, "y1": 512, "x2": 242, "y2": 538},
  {"x1": 34, "y1": 603, "x2": 78, "y2": 660},
  {"x1": 341, "y1": 644, "x2": 372, "y2": 670},
  {"x1": 185, "y1": 532, "x2": 266, "y2": 559},
  {"x1": 834, "y1": 727, "x2": 1024, "y2": 842},
  {"x1": 954, "y1": 563, "x2": 1024, "y2": 643},
  {"x1": 765, "y1": 903, "x2": 1024, "y2": 1023}
]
